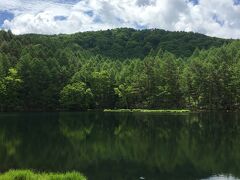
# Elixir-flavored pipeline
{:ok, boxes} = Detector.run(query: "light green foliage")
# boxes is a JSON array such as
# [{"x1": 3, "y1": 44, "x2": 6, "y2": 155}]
[
  {"x1": 5, "y1": 68, "x2": 22, "y2": 83},
  {"x1": 0, "y1": 29, "x2": 239, "y2": 111},
  {"x1": 0, "y1": 170, "x2": 86, "y2": 180},
  {"x1": 114, "y1": 84, "x2": 133, "y2": 108},
  {"x1": 60, "y1": 82, "x2": 93, "y2": 110},
  {"x1": 0, "y1": 81, "x2": 6, "y2": 111},
  {"x1": 0, "y1": 68, "x2": 22, "y2": 111},
  {"x1": 91, "y1": 70, "x2": 115, "y2": 108},
  {"x1": 180, "y1": 42, "x2": 240, "y2": 109}
]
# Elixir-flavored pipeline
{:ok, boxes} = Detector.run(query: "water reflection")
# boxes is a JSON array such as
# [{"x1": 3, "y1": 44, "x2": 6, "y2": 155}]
[
  {"x1": 202, "y1": 175, "x2": 239, "y2": 180},
  {"x1": 0, "y1": 112, "x2": 240, "y2": 180}
]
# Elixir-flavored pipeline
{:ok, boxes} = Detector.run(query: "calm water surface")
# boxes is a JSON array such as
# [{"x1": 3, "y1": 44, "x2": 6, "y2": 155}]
[{"x1": 0, "y1": 112, "x2": 240, "y2": 180}]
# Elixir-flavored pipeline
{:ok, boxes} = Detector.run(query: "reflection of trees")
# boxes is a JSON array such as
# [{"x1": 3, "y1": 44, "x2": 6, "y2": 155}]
[
  {"x1": 1, "y1": 112, "x2": 240, "y2": 179},
  {"x1": 0, "y1": 130, "x2": 20, "y2": 156},
  {"x1": 0, "y1": 113, "x2": 69, "y2": 172},
  {"x1": 0, "y1": 128, "x2": 21, "y2": 171},
  {"x1": 58, "y1": 112, "x2": 240, "y2": 179}
]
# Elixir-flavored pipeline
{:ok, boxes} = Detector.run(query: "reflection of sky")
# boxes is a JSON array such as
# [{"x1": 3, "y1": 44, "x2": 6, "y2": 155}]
[{"x1": 202, "y1": 175, "x2": 240, "y2": 180}]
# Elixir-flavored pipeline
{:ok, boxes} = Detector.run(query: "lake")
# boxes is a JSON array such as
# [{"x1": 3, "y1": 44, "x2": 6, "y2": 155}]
[{"x1": 0, "y1": 112, "x2": 240, "y2": 180}]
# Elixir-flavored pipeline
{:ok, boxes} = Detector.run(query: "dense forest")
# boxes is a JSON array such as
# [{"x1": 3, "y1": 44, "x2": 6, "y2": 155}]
[{"x1": 0, "y1": 28, "x2": 239, "y2": 111}]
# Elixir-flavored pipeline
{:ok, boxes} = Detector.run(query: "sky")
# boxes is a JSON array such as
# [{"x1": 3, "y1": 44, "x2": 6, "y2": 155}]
[{"x1": 0, "y1": 0, "x2": 240, "y2": 39}]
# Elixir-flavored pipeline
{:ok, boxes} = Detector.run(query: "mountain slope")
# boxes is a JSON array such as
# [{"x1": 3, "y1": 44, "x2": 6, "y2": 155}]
[{"x1": 0, "y1": 28, "x2": 231, "y2": 59}]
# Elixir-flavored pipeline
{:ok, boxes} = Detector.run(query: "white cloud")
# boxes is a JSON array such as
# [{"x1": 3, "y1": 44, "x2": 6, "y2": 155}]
[
  {"x1": 1, "y1": 0, "x2": 240, "y2": 39},
  {"x1": 175, "y1": 0, "x2": 240, "y2": 38}
]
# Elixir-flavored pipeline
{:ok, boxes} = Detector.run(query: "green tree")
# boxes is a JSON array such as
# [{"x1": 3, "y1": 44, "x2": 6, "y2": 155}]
[
  {"x1": 60, "y1": 82, "x2": 93, "y2": 110},
  {"x1": 0, "y1": 68, "x2": 23, "y2": 111},
  {"x1": 156, "y1": 52, "x2": 182, "y2": 108},
  {"x1": 91, "y1": 71, "x2": 115, "y2": 108}
]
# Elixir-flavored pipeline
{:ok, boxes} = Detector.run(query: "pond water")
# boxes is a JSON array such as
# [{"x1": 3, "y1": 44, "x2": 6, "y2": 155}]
[{"x1": 0, "y1": 112, "x2": 240, "y2": 180}]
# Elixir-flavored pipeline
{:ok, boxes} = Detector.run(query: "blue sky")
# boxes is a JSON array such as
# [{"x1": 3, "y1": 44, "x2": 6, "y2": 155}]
[
  {"x1": 0, "y1": 11, "x2": 14, "y2": 26},
  {"x1": 234, "y1": 0, "x2": 240, "y2": 5},
  {"x1": 190, "y1": 0, "x2": 199, "y2": 5},
  {"x1": 0, "y1": 0, "x2": 240, "y2": 38}
]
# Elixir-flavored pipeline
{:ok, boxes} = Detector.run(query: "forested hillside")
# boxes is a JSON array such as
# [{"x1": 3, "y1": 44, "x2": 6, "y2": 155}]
[
  {"x1": 3, "y1": 28, "x2": 230, "y2": 59},
  {"x1": 0, "y1": 28, "x2": 239, "y2": 111}
]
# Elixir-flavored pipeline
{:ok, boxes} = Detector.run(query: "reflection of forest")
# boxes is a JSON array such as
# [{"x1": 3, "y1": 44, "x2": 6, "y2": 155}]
[{"x1": 0, "y1": 112, "x2": 240, "y2": 180}]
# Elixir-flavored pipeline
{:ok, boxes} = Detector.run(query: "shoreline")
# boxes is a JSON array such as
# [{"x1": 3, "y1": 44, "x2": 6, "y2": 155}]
[
  {"x1": 0, "y1": 109, "x2": 239, "y2": 113},
  {"x1": 103, "y1": 109, "x2": 191, "y2": 113}
]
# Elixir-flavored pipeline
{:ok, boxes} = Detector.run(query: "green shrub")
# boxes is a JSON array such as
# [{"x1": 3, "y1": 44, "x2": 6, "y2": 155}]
[{"x1": 0, "y1": 170, "x2": 86, "y2": 180}]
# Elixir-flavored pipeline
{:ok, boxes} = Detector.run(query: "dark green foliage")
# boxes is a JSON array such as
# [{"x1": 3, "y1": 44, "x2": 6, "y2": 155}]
[
  {"x1": 0, "y1": 29, "x2": 239, "y2": 111},
  {"x1": 70, "y1": 28, "x2": 230, "y2": 58},
  {"x1": 1, "y1": 28, "x2": 229, "y2": 60}
]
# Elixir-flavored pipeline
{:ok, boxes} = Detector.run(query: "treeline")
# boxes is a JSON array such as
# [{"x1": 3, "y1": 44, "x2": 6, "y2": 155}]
[
  {"x1": 3, "y1": 28, "x2": 229, "y2": 59},
  {"x1": 0, "y1": 29, "x2": 239, "y2": 111},
  {"x1": 66, "y1": 28, "x2": 230, "y2": 58}
]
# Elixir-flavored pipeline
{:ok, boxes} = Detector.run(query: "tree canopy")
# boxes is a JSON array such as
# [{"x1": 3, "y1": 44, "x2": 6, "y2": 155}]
[{"x1": 0, "y1": 29, "x2": 239, "y2": 111}]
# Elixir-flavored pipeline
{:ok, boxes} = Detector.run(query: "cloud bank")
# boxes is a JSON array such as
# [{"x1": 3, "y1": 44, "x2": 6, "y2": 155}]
[{"x1": 0, "y1": 0, "x2": 240, "y2": 38}]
